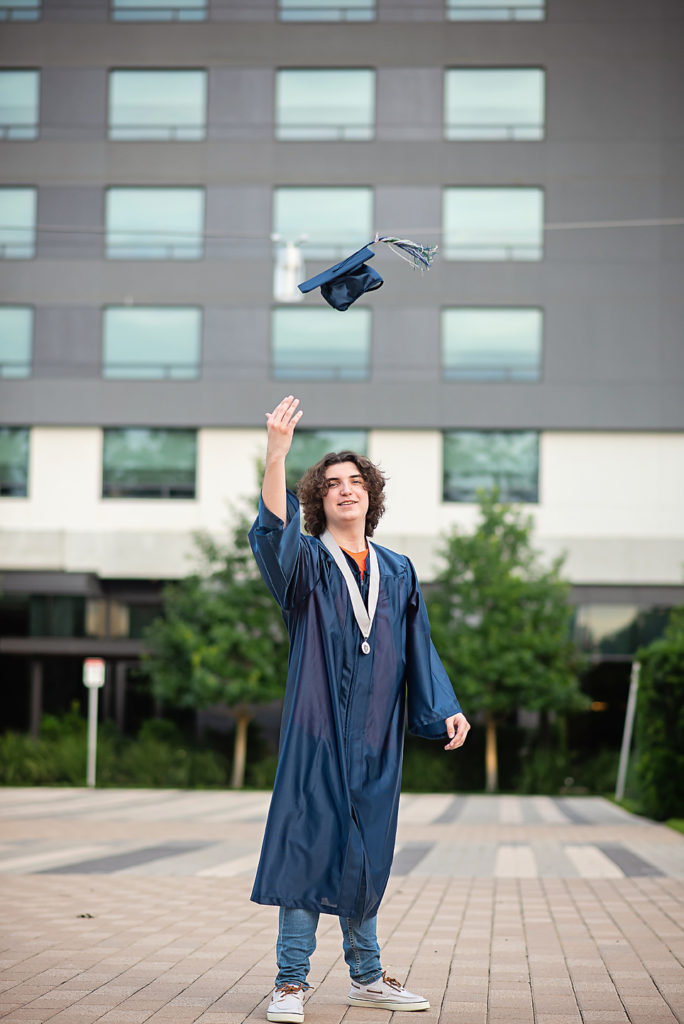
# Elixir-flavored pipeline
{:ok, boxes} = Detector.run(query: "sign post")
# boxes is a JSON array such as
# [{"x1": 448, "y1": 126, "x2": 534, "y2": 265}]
[
  {"x1": 83, "y1": 658, "x2": 106, "y2": 788},
  {"x1": 615, "y1": 660, "x2": 640, "y2": 803}
]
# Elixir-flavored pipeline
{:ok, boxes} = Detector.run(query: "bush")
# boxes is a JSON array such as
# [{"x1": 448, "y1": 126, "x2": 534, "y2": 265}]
[
  {"x1": 634, "y1": 608, "x2": 684, "y2": 820},
  {"x1": 0, "y1": 709, "x2": 229, "y2": 789}
]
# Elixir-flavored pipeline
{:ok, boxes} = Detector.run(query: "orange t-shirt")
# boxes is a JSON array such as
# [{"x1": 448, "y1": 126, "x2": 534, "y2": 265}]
[{"x1": 340, "y1": 546, "x2": 369, "y2": 580}]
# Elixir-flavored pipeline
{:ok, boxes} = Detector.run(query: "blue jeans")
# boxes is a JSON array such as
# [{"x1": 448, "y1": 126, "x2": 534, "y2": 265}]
[{"x1": 275, "y1": 907, "x2": 382, "y2": 989}]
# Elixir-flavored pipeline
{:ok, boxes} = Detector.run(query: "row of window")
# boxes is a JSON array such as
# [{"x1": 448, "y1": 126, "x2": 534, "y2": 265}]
[
  {"x1": 0, "y1": 426, "x2": 540, "y2": 503},
  {"x1": 0, "y1": 0, "x2": 545, "y2": 24},
  {"x1": 0, "y1": 186, "x2": 545, "y2": 261},
  {"x1": 0, "y1": 306, "x2": 543, "y2": 382},
  {"x1": 0, "y1": 67, "x2": 545, "y2": 142}
]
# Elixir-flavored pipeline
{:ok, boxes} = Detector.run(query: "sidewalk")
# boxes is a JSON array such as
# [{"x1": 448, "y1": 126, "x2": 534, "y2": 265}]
[{"x1": 0, "y1": 789, "x2": 682, "y2": 1024}]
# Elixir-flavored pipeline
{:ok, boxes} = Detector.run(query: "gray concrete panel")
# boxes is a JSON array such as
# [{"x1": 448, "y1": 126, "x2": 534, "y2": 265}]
[
  {"x1": 207, "y1": 68, "x2": 273, "y2": 142},
  {"x1": 376, "y1": 69, "x2": 443, "y2": 142},
  {"x1": 36, "y1": 187, "x2": 103, "y2": 260},
  {"x1": 33, "y1": 307, "x2": 101, "y2": 379},
  {"x1": 204, "y1": 187, "x2": 272, "y2": 262},
  {"x1": 40, "y1": 68, "x2": 107, "y2": 142},
  {"x1": 202, "y1": 306, "x2": 271, "y2": 380}
]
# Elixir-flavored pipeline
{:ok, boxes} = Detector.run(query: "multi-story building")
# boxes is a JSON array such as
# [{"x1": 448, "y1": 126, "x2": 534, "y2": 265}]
[{"x1": 1, "y1": 0, "x2": 683, "y2": 736}]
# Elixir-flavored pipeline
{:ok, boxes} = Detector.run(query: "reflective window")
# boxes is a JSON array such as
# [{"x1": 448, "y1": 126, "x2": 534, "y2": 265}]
[
  {"x1": 445, "y1": 68, "x2": 545, "y2": 141},
  {"x1": 443, "y1": 430, "x2": 539, "y2": 503},
  {"x1": 0, "y1": 1, "x2": 40, "y2": 21},
  {"x1": 574, "y1": 605, "x2": 671, "y2": 656},
  {"x1": 103, "y1": 307, "x2": 201, "y2": 379},
  {"x1": 108, "y1": 70, "x2": 207, "y2": 141},
  {"x1": 443, "y1": 187, "x2": 544, "y2": 260},
  {"x1": 0, "y1": 427, "x2": 29, "y2": 497},
  {"x1": 272, "y1": 307, "x2": 370, "y2": 380},
  {"x1": 111, "y1": 0, "x2": 206, "y2": 20},
  {"x1": 274, "y1": 187, "x2": 373, "y2": 261},
  {"x1": 0, "y1": 306, "x2": 32, "y2": 378},
  {"x1": 275, "y1": 69, "x2": 375, "y2": 141},
  {"x1": 0, "y1": 187, "x2": 36, "y2": 259},
  {"x1": 286, "y1": 429, "x2": 369, "y2": 491},
  {"x1": 442, "y1": 308, "x2": 542, "y2": 381},
  {"x1": 0, "y1": 70, "x2": 39, "y2": 139},
  {"x1": 105, "y1": 188, "x2": 204, "y2": 259},
  {"x1": 279, "y1": 0, "x2": 375, "y2": 20},
  {"x1": 446, "y1": 0, "x2": 544, "y2": 20},
  {"x1": 102, "y1": 428, "x2": 197, "y2": 499}
]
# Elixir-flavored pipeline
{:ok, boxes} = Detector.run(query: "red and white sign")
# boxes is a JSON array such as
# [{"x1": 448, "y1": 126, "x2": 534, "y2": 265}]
[{"x1": 83, "y1": 658, "x2": 106, "y2": 688}]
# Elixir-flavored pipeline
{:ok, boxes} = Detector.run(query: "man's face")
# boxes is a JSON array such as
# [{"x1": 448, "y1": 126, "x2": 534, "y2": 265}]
[{"x1": 322, "y1": 461, "x2": 370, "y2": 538}]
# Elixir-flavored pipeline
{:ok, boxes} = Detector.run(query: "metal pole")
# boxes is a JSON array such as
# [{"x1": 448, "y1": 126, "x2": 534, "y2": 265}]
[
  {"x1": 86, "y1": 683, "x2": 99, "y2": 788},
  {"x1": 615, "y1": 661, "x2": 640, "y2": 802}
]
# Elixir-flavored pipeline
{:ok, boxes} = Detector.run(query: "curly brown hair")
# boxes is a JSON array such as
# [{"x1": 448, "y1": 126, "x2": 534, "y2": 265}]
[{"x1": 296, "y1": 451, "x2": 387, "y2": 538}]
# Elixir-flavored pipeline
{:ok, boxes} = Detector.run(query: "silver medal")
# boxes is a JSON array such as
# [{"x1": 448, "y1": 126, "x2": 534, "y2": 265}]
[{"x1": 361, "y1": 640, "x2": 371, "y2": 655}]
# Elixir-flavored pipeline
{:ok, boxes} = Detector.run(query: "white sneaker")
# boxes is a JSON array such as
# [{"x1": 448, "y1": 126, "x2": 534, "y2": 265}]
[
  {"x1": 267, "y1": 983, "x2": 305, "y2": 1023},
  {"x1": 348, "y1": 972, "x2": 430, "y2": 1011}
]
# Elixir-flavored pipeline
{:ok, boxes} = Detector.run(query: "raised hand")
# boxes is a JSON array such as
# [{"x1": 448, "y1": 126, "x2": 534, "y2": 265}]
[
  {"x1": 266, "y1": 395, "x2": 303, "y2": 463},
  {"x1": 262, "y1": 396, "x2": 303, "y2": 524}
]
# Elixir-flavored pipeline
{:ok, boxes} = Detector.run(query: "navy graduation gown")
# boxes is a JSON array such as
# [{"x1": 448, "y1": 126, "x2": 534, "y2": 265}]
[{"x1": 249, "y1": 491, "x2": 462, "y2": 922}]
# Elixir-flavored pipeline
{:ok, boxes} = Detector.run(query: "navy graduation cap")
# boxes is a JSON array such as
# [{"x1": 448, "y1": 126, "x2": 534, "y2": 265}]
[{"x1": 298, "y1": 235, "x2": 438, "y2": 311}]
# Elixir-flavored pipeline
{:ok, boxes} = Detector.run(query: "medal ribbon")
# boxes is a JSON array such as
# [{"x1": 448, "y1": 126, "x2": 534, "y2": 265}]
[{"x1": 320, "y1": 529, "x2": 379, "y2": 654}]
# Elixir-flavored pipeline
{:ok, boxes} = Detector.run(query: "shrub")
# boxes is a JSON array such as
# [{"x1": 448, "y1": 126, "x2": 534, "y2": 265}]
[{"x1": 634, "y1": 608, "x2": 684, "y2": 820}]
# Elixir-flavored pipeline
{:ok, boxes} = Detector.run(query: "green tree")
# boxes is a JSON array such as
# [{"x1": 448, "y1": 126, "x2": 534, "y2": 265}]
[
  {"x1": 428, "y1": 489, "x2": 587, "y2": 793},
  {"x1": 634, "y1": 607, "x2": 684, "y2": 820},
  {"x1": 143, "y1": 508, "x2": 288, "y2": 788}
]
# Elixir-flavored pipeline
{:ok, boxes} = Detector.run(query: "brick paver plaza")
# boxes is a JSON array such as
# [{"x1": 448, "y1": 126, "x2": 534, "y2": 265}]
[{"x1": 0, "y1": 789, "x2": 682, "y2": 1024}]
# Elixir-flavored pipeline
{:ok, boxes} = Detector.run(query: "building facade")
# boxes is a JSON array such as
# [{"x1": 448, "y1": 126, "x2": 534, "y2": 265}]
[{"x1": 1, "y1": 0, "x2": 683, "y2": 732}]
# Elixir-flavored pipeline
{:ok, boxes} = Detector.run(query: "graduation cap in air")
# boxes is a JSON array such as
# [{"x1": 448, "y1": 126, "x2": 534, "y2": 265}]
[{"x1": 298, "y1": 234, "x2": 438, "y2": 311}]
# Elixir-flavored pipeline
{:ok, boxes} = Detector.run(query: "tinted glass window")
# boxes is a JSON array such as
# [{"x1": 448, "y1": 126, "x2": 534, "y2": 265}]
[
  {"x1": 102, "y1": 428, "x2": 197, "y2": 499},
  {"x1": 0, "y1": 1, "x2": 41, "y2": 21},
  {"x1": 0, "y1": 426, "x2": 29, "y2": 497},
  {"x1": 0, "y1": 70, "x2": 39, "y2": 139},
  {"x1": 105, "y1": 188, "x2": 205, "y2": 259},
  {"x1": 111, "y1": 0, "x2": 206, "y2": 20},
  {"x1": 103, "y1": 307, "x2": 201, "y2": 379},
  {"x1": 443, "y1": 187, "x2": 544, "y2": 260},
  {"x1": 274, "y1": 187, "x2": 373, "y2": 260},
  {"x1": 280, "y1": 0, "x2": 374, "y2": 19},
  {"x1": 443, "y1": 430, "x2": 539, "y2": 503},
  {"x1": 276, "y1": 69, "x2": 375, "y2": 140},
  {"x1": 108, "y1": 70, "x2": 207, "y2": 140},
  {"x1": 0, "y1": 187, "x2": 36, "y2": 259},
  {"x1": 445, "y1": 68, "x2": 545, "y2": 140},
  {"x1": 272, "y1": 307, "x2": 371, "y2": 380},
  {"x1": 442, "y1": 308, "x2": 542, "y2": 381},
  {"x1": 0, "y1": 306, "x2": 32, "y2": 378},
  {"x1": 446, "y1": 0, "x2": 544, "y2": 20}
]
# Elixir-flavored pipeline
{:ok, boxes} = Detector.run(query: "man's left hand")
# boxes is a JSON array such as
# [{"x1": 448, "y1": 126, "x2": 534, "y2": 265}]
[{"x1": 444, "y1": 712, "x2": 470, "y2": 751}]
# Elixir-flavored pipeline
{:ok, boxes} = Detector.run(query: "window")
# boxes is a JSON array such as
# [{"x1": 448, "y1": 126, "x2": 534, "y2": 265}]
[
  {"x1": 0, "y1": 306, "x2": 32, "y2": 377},
  {"x1": 102, "y1": 428, "x2": 197, "y2": 499},
  {"x1": 0, "y1": 1, "x2": 40, "y2": 21},
  {"x1": 274, "y1": 187, "x2": 373, "y2": 260},
  {"x1": 574, "y1": 605, "x2": 671, "y2": 656},
  {"x1": 105, "y1": 188, "x2": 204, "y2": 259},
  {"x1": 0, "y1": 187, "x2": 36, "y2": 259},
  {"x1": 445, "y1": 69, "x2": 545, "y2": 141},
  {"x1": 443, "y1": 187, "x2": 544, "y2": 260},
  {"x1": 446, "y1": 0, "x2": 544, "y2": 20},
  {"x1": 279, "y1": 0, "x2": 375, "y2": 20},
  {"x1": 108, "y1": 70, "x2": 207, "y2": 141},
  {"x1": 286, "y1": 430, "x2": 369, "y2": 491},
  {"x1": 442, "y1": 308, "x2": 542, "y2": 381},
  {"x1": 111, "y1": 0, "x2": 206, "y2": 20},
  {"x1": 272, "y1": 307, "x2": 370, "y2": 380},
  {"x1": 0, "y1": 70, "x2": 39, "y2": 139},
  {"x1": 103, "y1": 307, "x2": 201, "y2": 379},
  {"x1": 443, "y1": 430, "x2": 539, "y2": 503},
  {"x1": 0, "y1": 427, "x2": 29, "y2": 497},
  {"x1": 275, "y1": 69, "x2": 375, "y2": 141}
]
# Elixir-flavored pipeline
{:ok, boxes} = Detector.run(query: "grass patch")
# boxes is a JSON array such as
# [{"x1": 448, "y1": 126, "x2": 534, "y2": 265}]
[{"x1": 666, "y1": 818, "x2": 684, "y2": 835}]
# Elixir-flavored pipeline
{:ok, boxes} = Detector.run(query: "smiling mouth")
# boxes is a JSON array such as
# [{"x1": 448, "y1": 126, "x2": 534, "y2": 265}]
[{"x1": 338, "y1": 500, "x2": 356, "y2": 507}]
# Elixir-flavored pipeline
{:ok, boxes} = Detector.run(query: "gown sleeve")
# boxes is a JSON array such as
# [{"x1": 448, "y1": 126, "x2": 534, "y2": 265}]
[
  {"x1": 248, "y1": 489, "x2": 320, "y2": 610},
  {"x1": 404, "y1": 559, "x2": 463, "y2": 739}
]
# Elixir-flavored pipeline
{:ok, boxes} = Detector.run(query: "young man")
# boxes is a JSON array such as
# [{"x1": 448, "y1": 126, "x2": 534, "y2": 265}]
[{"x1": 249, "y1": 396, "x2": 470, "y2": 1024}]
